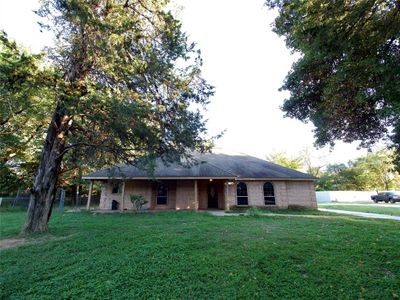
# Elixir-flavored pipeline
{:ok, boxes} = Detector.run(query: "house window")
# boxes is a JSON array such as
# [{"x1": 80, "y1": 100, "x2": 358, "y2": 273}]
[
  {"x1": 237, "y1": 182, "x2": 248, "y2": 205},
  {"x1": 264, "y1": 182, "x2": 275, "y2": 205},
  {"x1": 157, "y1": 183, "x2": 168, "y2": 205},
  {"x1": 111, "y1": 182, "x2": 120, "y2": 194}
]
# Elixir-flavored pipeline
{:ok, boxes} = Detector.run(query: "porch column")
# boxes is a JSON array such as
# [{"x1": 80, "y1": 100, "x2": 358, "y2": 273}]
[
  {"x1": 120, "y1": 180, "x2": 126, "y2": 211},
  {"x1": 224, "y1": 182, "x2": 234, "y2": 211},
  {"x1": 224, "y1": 182, "x2": 228, "y2": 211},
  {"x1": 86, "y1": 180, "x2": 94, "y2": 210},
  {"x1": 194, "y1": 179, "x2": 199, "y2": 210}
]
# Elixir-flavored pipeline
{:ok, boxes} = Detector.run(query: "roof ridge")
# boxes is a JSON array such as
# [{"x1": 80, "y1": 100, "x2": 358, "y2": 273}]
[{"x1": 193, "y1": 156, "x2": 238, "y2": 177}]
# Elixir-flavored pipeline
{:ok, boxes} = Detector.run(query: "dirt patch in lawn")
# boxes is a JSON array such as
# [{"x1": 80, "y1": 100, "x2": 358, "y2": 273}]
[
  {"x1": 0, "y1": 234, "x2": 75, "y2": 250},
  {"x1": 0, "y1": 238, "x2": 27, "y2": 250}
]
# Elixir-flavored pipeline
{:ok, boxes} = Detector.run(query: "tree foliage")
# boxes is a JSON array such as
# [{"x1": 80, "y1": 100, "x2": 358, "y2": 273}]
[
  {"x1": 0, "y1": 32, "x2": 53, "y2": 194},
  {"x1": 266, "y1": 148, "x2": 322, "y2": 176},
  {"x1": 37, "y1": 0, "x2": 215, "y2": 167},
  {"x1": 0, "y1": 0, "x2": 215, "y2": 232},
  {"x1": 265, "y1": 0, "x2": 400, "y2": 165},
  {"x1": 317, "y1": 149, "x2": 400, "y2": 191},
  {"x1": 0, "y1": 32, "x2": 97, "y2": 196},
  {"x1": 266, "y1": 151, "x2": 303, "y2": 170}
]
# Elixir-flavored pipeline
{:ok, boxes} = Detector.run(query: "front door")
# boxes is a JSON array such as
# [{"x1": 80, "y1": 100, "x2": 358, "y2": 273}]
[{"x1": 208, "y1": 184, "x2": 218, "y2": 208}]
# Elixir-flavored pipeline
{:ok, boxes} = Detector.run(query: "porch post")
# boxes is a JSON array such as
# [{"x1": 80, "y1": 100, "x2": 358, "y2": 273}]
[
  {"x1": 224, "y1": 182, "x2": 228, "y2": 211},
  {"x1": 121, "y1": 180, "x2": 126, "y2": 211},
  {"x1": 224, "y1": 182, "x2": 233, "y2": 211},
  {"x1": 194, "y1": 179, "x2": 198, "y2": 210},
  {"x1": 86, "y1": 180, "x2": 94, "y2": 210}
]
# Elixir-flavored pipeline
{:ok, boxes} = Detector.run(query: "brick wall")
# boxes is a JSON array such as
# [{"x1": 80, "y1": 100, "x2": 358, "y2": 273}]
[
  {"x1": 99, "y1": 180, "x2": 153, "y2": 210},
  {"x1": 126, "y1": 181, "x2": 152, "y2": 209},
  {"x1": 99, "y1": 179, "x2": 317, "y2": 210},
  {"x1": 232, "y1": 180, "x2": 316, "y2": 209},
  {"x1": 286, "y1": 181, "x2": 317, "y2": 209},
  {"x1": 225, "y1": 183, "x2": 236, "y2": 210},
  {"x1": 198, "y1": 180, "x2": 208, "y2": 209},
  {"x1": 175, "y1": 180, "x2": 195, "y2": 210},
  {"x1": 99, "y1": 181, "x2": 122, "y2": 210}
]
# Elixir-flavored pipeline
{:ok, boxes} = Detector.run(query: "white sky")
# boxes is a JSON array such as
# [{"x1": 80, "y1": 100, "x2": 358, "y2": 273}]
[{"x1": 0, "y1": 0, "x2": 376, "y2": 167}]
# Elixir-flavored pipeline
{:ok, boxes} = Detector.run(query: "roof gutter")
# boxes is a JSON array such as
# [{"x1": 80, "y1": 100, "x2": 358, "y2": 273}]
[
  {"x1": 81, "y1": 176, "x2": 316, "y2": 181},
  {"x1": 81, "y1": 176, "x2": 238, "y2": 180}
]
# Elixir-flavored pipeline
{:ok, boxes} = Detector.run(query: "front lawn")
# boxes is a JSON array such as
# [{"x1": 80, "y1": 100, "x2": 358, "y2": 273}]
[
  {"x1": 1, "y1": 211, "x2": 399, "y2": 299},
  {"x1": 319, "y1": 204, "x2": 400, "y2": 216}
]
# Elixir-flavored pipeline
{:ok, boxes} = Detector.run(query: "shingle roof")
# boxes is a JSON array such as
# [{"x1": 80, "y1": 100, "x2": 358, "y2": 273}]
[{"x1": 83, "y1": 153, "x2": 316, "y2": 181}]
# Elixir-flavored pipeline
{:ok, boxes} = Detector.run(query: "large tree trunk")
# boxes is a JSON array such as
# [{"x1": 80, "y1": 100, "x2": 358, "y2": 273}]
[
  {"x1": 23, "y1": 106, "x2": 71, "y2": 233},
  {"x1": 22, "y1": 9, "x2": 89, "y2": 233}
]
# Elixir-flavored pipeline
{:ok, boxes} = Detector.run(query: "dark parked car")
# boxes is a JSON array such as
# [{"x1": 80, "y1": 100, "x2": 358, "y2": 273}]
[{"x1": 371, "y1": 192, "x2": 400, "y2": 203}]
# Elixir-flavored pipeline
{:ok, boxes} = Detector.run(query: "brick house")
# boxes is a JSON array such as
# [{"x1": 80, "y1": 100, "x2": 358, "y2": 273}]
[{"x1": 83, "y1": 153, "x2": 317, "y2": 211}]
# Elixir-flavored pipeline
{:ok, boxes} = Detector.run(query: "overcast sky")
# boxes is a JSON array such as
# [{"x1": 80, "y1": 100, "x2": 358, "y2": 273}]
[{"x1": 0, "y1": 0, "x2": 376, "y2": 167}]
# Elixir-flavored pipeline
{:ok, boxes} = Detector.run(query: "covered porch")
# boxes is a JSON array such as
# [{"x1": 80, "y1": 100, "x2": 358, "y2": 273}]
[{"x1": 89, "y1": 178, "x2": 236, "y2": 211}]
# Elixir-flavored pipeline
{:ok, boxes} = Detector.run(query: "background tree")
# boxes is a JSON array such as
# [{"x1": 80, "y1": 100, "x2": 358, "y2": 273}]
[
  {"x1": 317, "y1": 163, "x2": 363, "y2": 191},
  {"x1": 317, "y1": 149, "x2": 400, "y2": 191},
  {"x1": 4, "y1": 0, "x2": 215, "y2": 233},
  {"x1": 0, "y1": 31, "x2": 53, "y2": 194},
  {"x1": 266, "y1": 147, "x2": 322, "y2": 176},
  {"x1": 354, "y1": 149, "x2": 400, "y2": 190},
  {"x1": 266, "y1": 151, "x2": 303, "y2": 170},
  {"x1": 265, "y1": 0, "x2": 400, "y2": 167},
  {"x1": 300, "y1": 147, "x2": 322, "y2": 177}
]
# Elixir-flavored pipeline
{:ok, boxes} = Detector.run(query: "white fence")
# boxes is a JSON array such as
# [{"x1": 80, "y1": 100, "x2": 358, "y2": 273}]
[{"x1": 316, "y1": 191, "x2": 377, "y2": 203}]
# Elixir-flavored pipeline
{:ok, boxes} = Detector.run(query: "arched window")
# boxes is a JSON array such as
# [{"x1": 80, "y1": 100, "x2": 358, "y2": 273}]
[
  {"x1": 157, "y1": 183, "x2": 168, "y2": 205},
  {"x1": 237, "y1": 182, "x2": 248, "y2": 205},
  {"x1": 264, "y1": 182, "x2": 275, "y2": 205}
]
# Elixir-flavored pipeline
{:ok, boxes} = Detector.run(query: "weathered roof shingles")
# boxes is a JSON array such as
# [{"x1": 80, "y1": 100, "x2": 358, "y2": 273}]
[{"x1": 83, "y1": 153, "x2": 316, "y2": 180}]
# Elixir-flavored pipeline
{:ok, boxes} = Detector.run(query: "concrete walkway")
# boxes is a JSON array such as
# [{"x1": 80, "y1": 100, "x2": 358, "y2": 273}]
[
  {"x1": 320, "y1": 202, "x2": 399, "y2": 208},
  {"x1": 207, "y1": 211, "x2": 335, "y2": 219},
  {"x1": 208, "y1": 209, "x2": 400, "y2": 221},
  {"x1": 318, "y1": 208, "x2": 400, "y2": 221},
  {"x1": 207, "y1": 210, "x2": 239, "y2": 216}
]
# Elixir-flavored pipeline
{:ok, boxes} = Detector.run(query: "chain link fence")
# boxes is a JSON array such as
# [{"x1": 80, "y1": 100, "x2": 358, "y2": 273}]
[{"x1": 0, "y1": 190, "x2": 100, "y2": 211}]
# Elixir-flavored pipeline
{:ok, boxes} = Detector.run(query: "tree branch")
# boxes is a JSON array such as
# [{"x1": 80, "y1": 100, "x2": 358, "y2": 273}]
[{"x1": 0, "y1": 108, "x2": 26, "y2": 126}]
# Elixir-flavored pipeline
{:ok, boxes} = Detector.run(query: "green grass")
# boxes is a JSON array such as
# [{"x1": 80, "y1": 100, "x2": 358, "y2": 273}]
[
  {"x1": 1, "y1": 211, "x2": 400, "y2": 299},
  {"x1": 226, "y1": 208, "x2": 332, "y2": 215},
  {"x1": 319, "y1": 204, "x2": 400, "y2": 216}
]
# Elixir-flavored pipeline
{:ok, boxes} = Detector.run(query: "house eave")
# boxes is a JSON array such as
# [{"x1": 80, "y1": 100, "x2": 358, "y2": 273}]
[
  {"x1": 81, "y1": 176, "x2": 237, "y2": 180},
  {"x1": 236, "y1": 177, "x2": 317, "y2": 181},
  {"x1": 82, "y1": 176, "x2": 316, "y2": 181}
]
